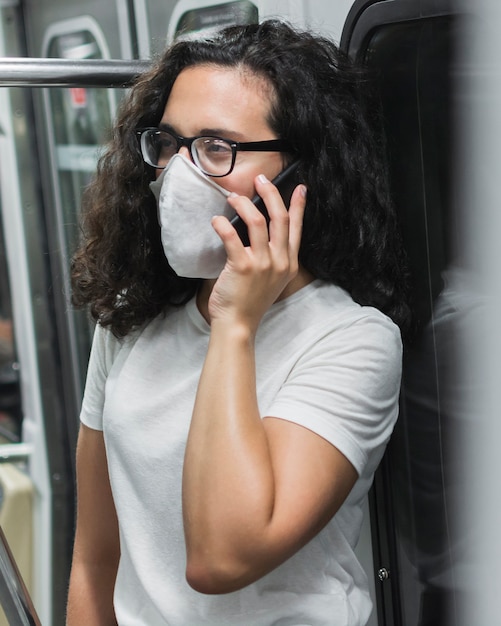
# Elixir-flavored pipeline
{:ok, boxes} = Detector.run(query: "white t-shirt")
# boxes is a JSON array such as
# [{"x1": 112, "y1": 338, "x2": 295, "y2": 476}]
[{"x1": 80, "y1": 280, "x2": 402, "y2": 626}]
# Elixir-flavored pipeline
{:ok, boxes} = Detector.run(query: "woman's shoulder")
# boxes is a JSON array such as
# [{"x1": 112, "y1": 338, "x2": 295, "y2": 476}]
[
  {"x1": 316, "y1": 282, "x2": 402, "y2": 355},
  {"x1": 91, "y1": 316, "x2": 153, "y2": 364},
  {"x1": 286, "y1": 279, "x2": 401, "y2": 334},
  {"x1": 264, "y1": 280, "x2": 402, "y2": 365}
]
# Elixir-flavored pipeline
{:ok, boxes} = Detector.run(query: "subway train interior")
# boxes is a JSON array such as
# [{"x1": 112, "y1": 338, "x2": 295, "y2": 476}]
[{"x1": 0, "y1": 0, "x2": 500, "y2": 624}]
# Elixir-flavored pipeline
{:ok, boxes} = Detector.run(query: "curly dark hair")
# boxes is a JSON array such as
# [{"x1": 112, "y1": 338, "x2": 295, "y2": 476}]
[{"x1": 71, "y1": 19, "x2": 410, "y2": 337}]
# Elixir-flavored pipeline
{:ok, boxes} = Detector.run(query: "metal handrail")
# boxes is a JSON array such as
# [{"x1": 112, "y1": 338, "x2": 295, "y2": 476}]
[
  {"x1": 0, "y1": 58, "x2": 150, "y2": 87},
  {"x1": 0, "y1": 525, "x2": 41, "y2": 625},
  {"x1": 0, "y1": 443, "x2": 33, "y2": 464}
]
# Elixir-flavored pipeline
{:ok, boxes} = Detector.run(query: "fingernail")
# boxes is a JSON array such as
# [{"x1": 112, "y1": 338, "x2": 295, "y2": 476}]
[
  {"x1": 228, "y1": 192, "x2": 239, "y2": 198},
  {"x1": 257, "y1": 174, "x2": 269, "y2": 184},
  {"x1": 300, "y1": 185, "x2": 307, "y2": 198}
]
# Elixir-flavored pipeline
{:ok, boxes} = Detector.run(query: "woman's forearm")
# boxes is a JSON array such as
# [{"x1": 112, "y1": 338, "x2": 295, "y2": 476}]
[
  {"x1": 67, "y1": 425, "x2": 120, "y2": 625},
  {"x1": 66, "y1": 559, "x2": 118, "y2": 626},
  {"x1": 182, "y1": 320, "x2": 278, "y2": 592}
]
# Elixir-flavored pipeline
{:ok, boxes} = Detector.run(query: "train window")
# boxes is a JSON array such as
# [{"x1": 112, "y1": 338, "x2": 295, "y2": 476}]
[
  {"x1": 45, "y1": 28, "x2": 114, "y2": 269},
  {"x1": 0, "y1": 183, "x2": 34, "y2": 619},
  {"x1": 0, "y1": 216, "x2": 21, "y2": 444},
  {"x1": 169, "y1": 0, "x2": 258, "y2": 41},
  {"x1": 42, "y1": 22, "x2": 120, "y2": 406},
  {"x1": 47, "y1": 35, "x2": 113, "y2": 259},
  {"x1": 365, "y1": 18, "x2": 456, "y2": 330},
  {"x1": 343, "y1": 5, "x2": 468, "y2": 626},
  {"x1": 141, "y1": 0, "x2": 259, "y2": 57}
]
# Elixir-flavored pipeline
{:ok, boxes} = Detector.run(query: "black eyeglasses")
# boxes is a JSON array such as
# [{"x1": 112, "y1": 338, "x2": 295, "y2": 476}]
[{"x1": 136, "y1": 127, "x2": 291, "y2": 177}]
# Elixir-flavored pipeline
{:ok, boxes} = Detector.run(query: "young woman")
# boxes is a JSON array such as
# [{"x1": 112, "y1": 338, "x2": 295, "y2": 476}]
[{"x1": 66, "y1": 19, "x2": 409, "y2": 626}]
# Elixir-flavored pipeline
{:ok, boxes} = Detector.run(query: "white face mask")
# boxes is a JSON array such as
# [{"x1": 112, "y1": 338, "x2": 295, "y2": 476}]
[{"x1": 149, "y1": 154, "x2": 234, "y2": 278}]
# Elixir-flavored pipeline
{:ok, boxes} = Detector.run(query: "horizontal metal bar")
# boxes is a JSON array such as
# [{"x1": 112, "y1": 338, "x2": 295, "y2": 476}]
[
  {"x1": 0, "y1": 58, "x2": 150, "y2": 87},
  {"x1": 0, "y1": 442, "x2": 33, "y2": 462}
]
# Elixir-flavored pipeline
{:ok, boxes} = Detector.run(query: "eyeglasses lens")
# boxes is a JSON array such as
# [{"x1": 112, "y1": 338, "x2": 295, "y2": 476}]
[
  {"x1": 141, "y1": 130, "x2": 234, "y2": 175},
  {"x1": 192, "y1": 137, "x2": 234, "y2": 177},
  {"x1": 143, "y1": 131, "x2": 177, "y2": 169}
]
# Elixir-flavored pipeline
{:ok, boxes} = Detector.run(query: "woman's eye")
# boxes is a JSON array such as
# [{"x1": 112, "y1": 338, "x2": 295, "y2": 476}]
[
  {"x1": 159, "y1": 136, "x2": 175, "y2": 151},
  {"x1": 204, "y1": 140, "x2": 232, "y2": 158}
]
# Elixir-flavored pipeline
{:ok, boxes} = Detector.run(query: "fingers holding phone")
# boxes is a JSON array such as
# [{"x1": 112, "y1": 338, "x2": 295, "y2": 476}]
[
  {"x1": 251, "y1": 172, "x2": 307, "y2": 262},
  {"x1": 229, "y1": 161, "x2": 302, "y2": 246},
  {"x1": 221, "y1": 161, "x2": 306, "y2": 259},
  {"x1": 208, "y1": 166, "x2": 307, "y2": 328}
]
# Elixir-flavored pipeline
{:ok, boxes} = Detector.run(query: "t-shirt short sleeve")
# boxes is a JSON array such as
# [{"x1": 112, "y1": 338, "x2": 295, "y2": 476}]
[
  {"x1": 265, "y1": 311, "x2": 402, "y2": 476},
  {"x1": 80, "y1": 323, "x2": 123, "y2": 431}
]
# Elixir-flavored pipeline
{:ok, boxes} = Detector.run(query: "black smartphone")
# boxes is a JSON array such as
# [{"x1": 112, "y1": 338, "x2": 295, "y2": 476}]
[{"x1": 229, "y1": 160, "x2": 301, "y2": 246}]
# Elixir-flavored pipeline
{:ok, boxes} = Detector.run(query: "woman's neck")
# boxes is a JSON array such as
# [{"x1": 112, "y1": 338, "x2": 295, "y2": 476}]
[{"x1": 196, "y1": 267, "x2": 315, "y2": 324}]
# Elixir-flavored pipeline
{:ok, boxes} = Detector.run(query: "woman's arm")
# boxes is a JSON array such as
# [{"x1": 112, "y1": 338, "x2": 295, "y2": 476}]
[
  {"x1": 67, "y1": 424, "x2": 120, "y2": 625},
  {"x1": 182, "y1": 177, "x2": 358, "y2": 593},
  {"x1": 183, "y1": 325, "x2": 358, "y2": 594}
]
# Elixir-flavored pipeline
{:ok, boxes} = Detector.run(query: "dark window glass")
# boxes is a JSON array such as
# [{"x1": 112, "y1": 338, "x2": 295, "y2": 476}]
[{"x1": 363, "y1": 16, "x2": 468, "y2": 626}]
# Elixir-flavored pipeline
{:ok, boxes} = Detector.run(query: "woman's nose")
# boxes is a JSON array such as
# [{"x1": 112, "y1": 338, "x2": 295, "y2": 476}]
[{"x1": 178, "y1": 146, "x2": 191, "y2": 159}]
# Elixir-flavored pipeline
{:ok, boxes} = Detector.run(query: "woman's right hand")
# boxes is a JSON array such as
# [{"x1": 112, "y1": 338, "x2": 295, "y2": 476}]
[{"x1": 208, "y1": 175, "x2": 307, "y2": 334}]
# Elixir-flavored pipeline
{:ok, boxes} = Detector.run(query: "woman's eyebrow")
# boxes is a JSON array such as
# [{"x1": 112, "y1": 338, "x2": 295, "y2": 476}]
[
  {"x1": 158, "y1": 121, "x2": 177, "y2": 133},
  {"x1": 199, "y1": 128, "x2": 246, "y2": 141},
  {"x1": 158, "y1": 121, "x2": 246, "y2": 141}
]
